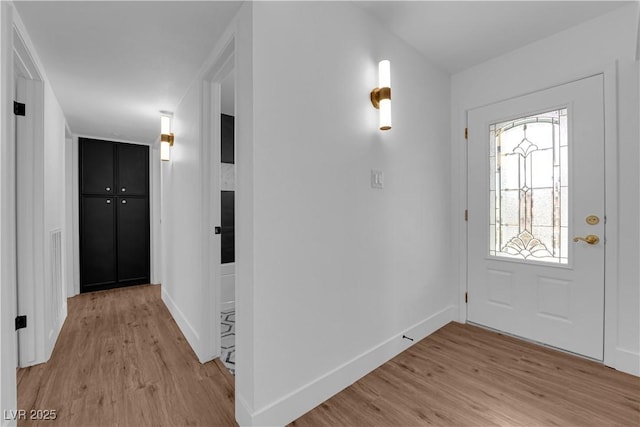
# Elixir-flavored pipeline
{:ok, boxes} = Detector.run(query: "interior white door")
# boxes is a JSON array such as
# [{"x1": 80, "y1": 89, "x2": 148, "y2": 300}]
[
  {"x1": 15, "y1": 76, "x2": 40, "y2": 366},
  {"x1": 467, "y1": 75, "x2": 605, "y2": 360}
]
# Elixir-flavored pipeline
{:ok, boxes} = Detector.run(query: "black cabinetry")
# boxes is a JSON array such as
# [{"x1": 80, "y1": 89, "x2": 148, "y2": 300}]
[
  {"x1": 221, "y1": 114, "x2": 235, "y2": 264},
  {"x1": 79, "y1": 138, "x2": 149, "y2": 293},
  {"x1": 221, "y1": 191, "x2": 234, "y2": 264}
]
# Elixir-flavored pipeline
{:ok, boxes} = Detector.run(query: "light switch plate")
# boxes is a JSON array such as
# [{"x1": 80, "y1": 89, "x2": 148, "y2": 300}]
[{"x1": 371, "y1": 170, "x2": 384, "y2": 189}]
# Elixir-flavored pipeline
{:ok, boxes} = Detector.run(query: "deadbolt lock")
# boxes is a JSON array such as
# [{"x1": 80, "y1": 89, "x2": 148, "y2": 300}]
[{"x1": 586, "y1": 215, "x2": 600, "y2": 225}]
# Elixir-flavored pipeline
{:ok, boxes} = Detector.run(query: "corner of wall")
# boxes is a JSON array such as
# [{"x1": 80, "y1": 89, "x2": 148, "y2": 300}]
[
  {"x1": 235, "y1": 393, "x2": 253, "y2": 427},
  {"x1": 160, "y1": 287, "x2": 204, "y2": 362},
  {"x1": 67, "y1": 135, "x2": 80, "y2": 298},
  {"x1": 613, "y1": 348, "x2": 640, "y2": 376},
  {"x1": 245, "y1": 306, "x2": 457, "y2": 426},
  {"x1": 234, "y1": 1, "x2": 256, "y2": 423}
]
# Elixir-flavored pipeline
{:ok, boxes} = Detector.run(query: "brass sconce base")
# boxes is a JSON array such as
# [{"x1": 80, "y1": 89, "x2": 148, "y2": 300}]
[
  {"x1": 370, "y1": 86, "x2": 391, "y2": 109},
  {"x1": 161, "y1": 133, "x2": 175, "y2": 146}
]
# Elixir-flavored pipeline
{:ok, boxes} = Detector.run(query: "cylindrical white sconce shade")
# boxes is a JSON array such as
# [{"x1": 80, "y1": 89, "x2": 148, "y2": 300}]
[
  {"x1": 379, "y1": 98, "x2": 392, "y2": 131},
  {"x1": 160, "y1": 140, "x2": 171, "y2": 161},
  {"x1": 160, "y1": 115, "x2": 172, "y2": 135},
  {"x1": 378, "y1": 60, "x2": 390, "y2": 88},
  {"x1": 160, "y1": 113, "x2": 173, "y2": 161},
  {"x1": 378, "y1": 60, "x2": 391, "y2": 130},
  {"x1": 370, "y1": 60, "x2": 392, "y2": 131}
]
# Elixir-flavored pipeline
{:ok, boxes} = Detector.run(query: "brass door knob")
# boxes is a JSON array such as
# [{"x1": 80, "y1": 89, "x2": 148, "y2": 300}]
[{"x1": 573, "y1": 235, "x2": 599, "y2": 245}]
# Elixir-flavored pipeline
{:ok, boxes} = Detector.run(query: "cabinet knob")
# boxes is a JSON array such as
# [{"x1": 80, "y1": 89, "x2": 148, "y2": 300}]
[
  {"x1": 121, "y1": 199, "x2": 127, "y2": 204},
  {"x1": 121, "y1": 187, "x2": 126, "y2": 192},
  {"x1": 106, "y1": 199, "x2": 111, "y2": 204},
  {"x1": 105, "y1": 187, "x2": 111, "y2": 191}
]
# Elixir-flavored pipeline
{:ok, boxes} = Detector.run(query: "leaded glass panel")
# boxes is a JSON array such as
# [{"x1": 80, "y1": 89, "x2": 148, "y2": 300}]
[{"x1": 489, "y1": 109, "x2": 568, "y2": 264}]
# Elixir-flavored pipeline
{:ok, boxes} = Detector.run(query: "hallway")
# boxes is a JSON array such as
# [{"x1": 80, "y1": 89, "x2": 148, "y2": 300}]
[{"x1": 17, "y1": 285, "x2": 236, "y2": 426}]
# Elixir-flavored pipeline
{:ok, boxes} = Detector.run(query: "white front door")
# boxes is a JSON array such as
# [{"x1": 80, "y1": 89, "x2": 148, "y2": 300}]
[{"x1": 467, "y1": 75, "x2": 605, "y2": 360}]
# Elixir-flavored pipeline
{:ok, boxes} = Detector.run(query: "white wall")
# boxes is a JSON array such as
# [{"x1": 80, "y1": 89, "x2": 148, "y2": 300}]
[
  {"x1": 238, "y1": 2, "x2": 454, "y2": 424},
  {"x1": 162, "y1": 2, "x2": 454, "y2": 425},
  {"x1": 0, "y1": 2, "x2": 70, "y2": 421},
  {"x1": 13, "y1": 9, "x2": 68, "y2": 368},
  {"x1": 0, "y1": 2, "x2": 17, "y2": 425},
  {"x1": 234, "y1": 4, "x2": 255, "y2": 423},
  {"x1": 161, "y1": 69, "x2": 208, "y2": 357},
  {"x1": 160, "y1": 17, "x2": 240, "y2": 364},
  {"x1": 65, "y1": 135, "x2": 80, "y2": 298},
  {"x1": 451, "y1": 3, "x2": 640, "y2": 376},
  {"x1": 42, "y1": 79, "x2": 68, "y2": 359},
  {"x1": 150, "y1": 143, "x2": 161, "y2": 285},
  {"x1": 12, "y1": 8, "x2": 68, "y2": 368}
]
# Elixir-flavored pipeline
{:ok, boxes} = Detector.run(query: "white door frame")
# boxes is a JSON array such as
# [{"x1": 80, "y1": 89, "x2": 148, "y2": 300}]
[
  {"x1": 201, "y1": 37, "x2": 235, "y2": 361},
  {"x1": 459, "y1": 64, "x2": 620, "y2": 369},
  {"x1": 13, "y1": 23, "x2": 47, "y2": 368},
  {"x1": 15, "y1": 76, "x2": 44, "y2": 367},
  {"x1": 466, "y1": 75, "x2": 606, "y2": 360},
  {"x1": 0, "y1": 3, "x2": 19, "y2": 418}
]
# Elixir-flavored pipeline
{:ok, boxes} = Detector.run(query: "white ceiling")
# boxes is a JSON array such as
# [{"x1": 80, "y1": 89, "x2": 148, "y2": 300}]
[
  {"x1": 357, "y1": 1, "x2": 633, "y2": 74},
  {"x1": 14, "y1": 1, "x2": 242, "y2": 144},
  {"x1": 13, "y1": 1, "x2": 633, "y2": 144}
]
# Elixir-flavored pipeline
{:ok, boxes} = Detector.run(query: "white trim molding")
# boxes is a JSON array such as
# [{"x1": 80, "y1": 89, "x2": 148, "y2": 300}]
[{"x1": 161, "y1": 287, "x2": 202, "y2": 360}]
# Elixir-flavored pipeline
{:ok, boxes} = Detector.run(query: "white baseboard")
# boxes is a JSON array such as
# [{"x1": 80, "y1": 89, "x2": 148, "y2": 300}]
[
  {"x1": 236, "y1": 394, "x2": 253, "y2": 427},
  {"x1": 160, "y1": 288, "x2": 203, "y2": 361},
  {"x1": 45, "y1": 303, "x2": 67, "y2": 361},
  {"x1": 614, "y1": 347, "x2": 640, "y2": 376},
  {"x1": 237, "y1": 305, "x2": 457, "y2": 426}
]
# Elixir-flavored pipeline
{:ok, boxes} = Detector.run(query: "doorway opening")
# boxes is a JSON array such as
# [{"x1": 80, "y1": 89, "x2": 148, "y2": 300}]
[
  {"x1": 201, "y1": 37, "x2": 236, "y2": 377},
  {"x1": 219, "y1": 70, "x2": 236, "y2": 375}
]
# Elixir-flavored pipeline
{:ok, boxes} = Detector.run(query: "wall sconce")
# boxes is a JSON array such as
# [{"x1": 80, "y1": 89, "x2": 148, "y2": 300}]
[
  {"x1": 160, "y1": 113, "x2": 174, "y2": 161},
  {"x1": 370, "y1": 60, "x2": 392, "y2": 131}
]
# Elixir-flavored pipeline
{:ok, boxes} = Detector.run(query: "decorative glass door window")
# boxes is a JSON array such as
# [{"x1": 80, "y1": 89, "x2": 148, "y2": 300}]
[{"x1": 489, "y1": 109, "x2": 568, "y2": 264}]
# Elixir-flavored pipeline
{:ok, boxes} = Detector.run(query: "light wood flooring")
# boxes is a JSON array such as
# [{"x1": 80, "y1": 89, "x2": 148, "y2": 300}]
[
  {"x1": 17, "y1": 285, "x2": 236, "y2": 427},
  {"x1": 18, "y1": 284, "x2": 639, "y2": 426},
  {"x1": 292, "y1": 322, "x2": 640, "y2": 426}
]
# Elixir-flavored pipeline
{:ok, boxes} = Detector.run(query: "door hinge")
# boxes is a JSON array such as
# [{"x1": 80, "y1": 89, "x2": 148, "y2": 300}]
[
  {"x1": 15, "y1": 315, "x2": 27, "y2": 330},
  {"x1": 464, "y1": 127, "x2": 468, "y2": 140},
  {"x1": 465, "y1": 292, "x2": 468, "y2": 304},
  {"x1": 464, "y1": 209, "x2": 468, "y2": 221},
  {"x1": 214, "y1": 226, "x2": 221, "y2": 235},
  {"x1": 14, "y1": 101, "x2": 25, "y2": 116}
]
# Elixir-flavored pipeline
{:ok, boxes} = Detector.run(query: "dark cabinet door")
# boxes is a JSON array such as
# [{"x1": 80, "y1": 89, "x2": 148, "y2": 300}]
[
  {"x1": 80, "y1": 197, "x2": 116, "y2": 291},
  {"x1": 80, "y1": 139, "x2": 114, "y2": 194},
  {"x1": 221, "y1": 114, "x2": 235, "y2": 164},
  {"x1": 117, "y1": 197, "x2": 149, "y2": 285},
  {"x1": 117, "y1": 144, "x2": 148, "y2": 196},
  {"x1": 79, "y1": 139, "x2": 150, "y2": 293},
  {"x1": 221, "y1": 191, "x2": 235, "y2": 263}
]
